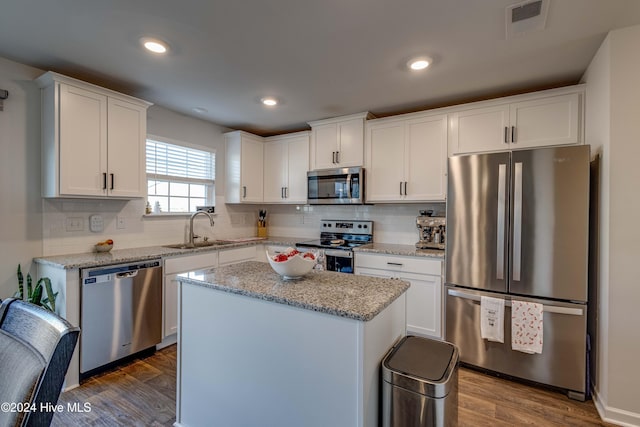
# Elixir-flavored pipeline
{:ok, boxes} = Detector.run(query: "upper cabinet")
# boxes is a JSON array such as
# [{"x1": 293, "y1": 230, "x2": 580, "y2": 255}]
[
  {"x1": 308, "y1": 112, "x2": 373, "y2": 170},
  {"x1": 448, "y1": 89, "x2": 583, "y2": 155},
  {"x1": 37, "y1": 72, "x2": 151, "y2": 198},
  {"x1": 263, "y1": 132, "x2": 310, "y2": 203},
  {"x1": 365, "y1": 112, "x2": 447, "y2": 203},
  {"x1": 225, "y1": 131, "x2": 264, "y2": 203}
]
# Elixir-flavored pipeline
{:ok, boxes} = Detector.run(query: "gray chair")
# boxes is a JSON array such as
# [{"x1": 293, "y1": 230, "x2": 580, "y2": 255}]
[{"x1": 0, "y1": 298, "x2": 80, "y2": 427}]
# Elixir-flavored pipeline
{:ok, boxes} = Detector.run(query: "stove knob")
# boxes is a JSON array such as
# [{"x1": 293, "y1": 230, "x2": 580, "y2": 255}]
[
  {"x1": 357, "y1": 224, "x2": 362, "y2": 228},
  {"x1": 363, "y1": 224, "x2": 368, "y2": 229},
  {"x1": 328, "y1": 224, "x2": 332, "y2": 228}
]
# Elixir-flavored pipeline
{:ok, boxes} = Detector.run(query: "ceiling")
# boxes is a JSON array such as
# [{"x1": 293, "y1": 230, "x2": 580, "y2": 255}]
[{"x1": 2, "y1": 0, "x2": 640, "y2": 136}]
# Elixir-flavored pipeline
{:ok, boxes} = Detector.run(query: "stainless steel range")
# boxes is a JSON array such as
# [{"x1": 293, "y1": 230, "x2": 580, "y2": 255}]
[{"x1": 297, "y1": 219, "x2": 373, "y2": 274}]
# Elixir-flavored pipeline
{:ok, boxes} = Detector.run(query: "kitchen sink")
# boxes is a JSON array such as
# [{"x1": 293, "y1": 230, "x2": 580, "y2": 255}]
[{"x1": 164, "y1": 241, "x2": 232, "y2": 249}]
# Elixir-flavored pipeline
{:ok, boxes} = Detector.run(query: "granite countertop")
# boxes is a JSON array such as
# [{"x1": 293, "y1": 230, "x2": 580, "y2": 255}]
[
  {"x1": 33, "y1": 236, "x2": 312, "y2": 270},
  {"x1": 353, "y1": 242, "x2": 445, "y2": 258},
  {"x1": 178, "y1": 261, "x2": 409, "y2": 322}
]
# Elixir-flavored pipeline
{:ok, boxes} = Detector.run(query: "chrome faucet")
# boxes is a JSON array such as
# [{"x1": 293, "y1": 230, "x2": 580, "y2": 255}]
[{"x1": 189, "y1": 211, "x2": 215, "y2": 246}]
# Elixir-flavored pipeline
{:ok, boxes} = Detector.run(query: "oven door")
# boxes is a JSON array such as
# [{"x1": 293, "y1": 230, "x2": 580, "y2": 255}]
[
  {"x1": 307, "y1": 167, "x2": 363, "y2": 204},
  {"x1": 324, "y1": 249, "x2": 354, "y2": 274}
]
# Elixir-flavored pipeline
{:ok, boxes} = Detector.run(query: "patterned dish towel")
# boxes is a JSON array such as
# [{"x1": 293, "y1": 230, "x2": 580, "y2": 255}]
[
  {"x1": 480, "y1": 296, "x2": 505, "y2": 343},
  {"x1": 511, "y1": 300, "x2": 543, "y2": 354}
]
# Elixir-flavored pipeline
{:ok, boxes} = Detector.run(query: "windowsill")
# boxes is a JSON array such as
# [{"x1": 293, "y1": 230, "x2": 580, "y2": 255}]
[{"x1": 143, "y1": 212, "x2": 217, "y2": 218}]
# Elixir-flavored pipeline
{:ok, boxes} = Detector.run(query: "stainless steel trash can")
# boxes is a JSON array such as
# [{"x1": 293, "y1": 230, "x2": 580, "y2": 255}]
[{"x1": 382, "y1": 336, "x2": 459, "y2": 427}]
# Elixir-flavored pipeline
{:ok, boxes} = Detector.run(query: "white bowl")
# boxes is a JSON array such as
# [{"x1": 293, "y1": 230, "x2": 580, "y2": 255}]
[
  {"x1": 95, "y1": 243, "x2": 113, "y2": 253},
  {"x1": 266, "y1": 250, "x2": 316, "y2": 279}
]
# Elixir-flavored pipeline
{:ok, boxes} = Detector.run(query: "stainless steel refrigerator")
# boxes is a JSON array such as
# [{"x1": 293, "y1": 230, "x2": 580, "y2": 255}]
[{"x1": 444, "y1": 145, "x2": 590, "y2": 400}]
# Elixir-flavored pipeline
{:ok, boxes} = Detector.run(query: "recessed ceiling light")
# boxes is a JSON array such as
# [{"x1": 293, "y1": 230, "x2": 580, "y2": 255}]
[
  {"x1": 141, "y1": 38, "x2": 168, "y2": 54},
  {"x1": 407, "y1": 56, "x2": 432, "y2": 71},
  {"x1": 192, "y1": 107, "x2": 208, "y2": 114},
  {"x1": 261, "y1": 97, "x2": 278, "y2": 107}
]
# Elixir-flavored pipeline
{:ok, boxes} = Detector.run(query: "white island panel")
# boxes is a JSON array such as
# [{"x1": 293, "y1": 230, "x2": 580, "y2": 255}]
[{"x1": 177, "y1": 280, "x2": 406, "y2": 427}]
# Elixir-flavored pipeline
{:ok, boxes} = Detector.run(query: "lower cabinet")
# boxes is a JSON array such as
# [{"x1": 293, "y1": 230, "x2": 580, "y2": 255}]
[
  {"x1": 355, "y1": 253, "x2": 443, "y2": 339},
  {"x1": 163, "y1": 246, "x2": 259, "y2": 339},
  {"x1": 163, "y1": 252, "x2": 219, "y2": 339}
]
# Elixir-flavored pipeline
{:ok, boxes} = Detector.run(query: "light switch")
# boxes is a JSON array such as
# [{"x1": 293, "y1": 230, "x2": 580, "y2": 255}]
[
  {"x1": 89, "y1": 215, "x2": 104, "y2": 232},
  {"x1": 116, "y1": 216, "x2": 126, "y2": 229}
]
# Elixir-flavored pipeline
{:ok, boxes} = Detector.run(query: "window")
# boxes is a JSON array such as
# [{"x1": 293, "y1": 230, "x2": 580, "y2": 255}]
[{"x1": 146, "y1": 138, "x2": 215, "y2": 213}]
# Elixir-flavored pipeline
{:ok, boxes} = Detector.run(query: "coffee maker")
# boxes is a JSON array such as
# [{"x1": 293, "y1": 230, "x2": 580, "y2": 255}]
[{"x1": 416, "y1": 210, "x2": 446, "y2": 250}]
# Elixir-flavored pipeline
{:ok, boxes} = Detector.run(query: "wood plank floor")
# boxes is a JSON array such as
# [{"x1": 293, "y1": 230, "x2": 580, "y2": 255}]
[{"x1": 52, "y1": 344, "x2": 613, "y2": 426}]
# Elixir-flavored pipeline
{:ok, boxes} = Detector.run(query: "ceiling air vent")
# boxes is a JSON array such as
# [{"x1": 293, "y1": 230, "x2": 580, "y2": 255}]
[{"x1": 505, "y1": 0, "x2": 550, "y2": 39}]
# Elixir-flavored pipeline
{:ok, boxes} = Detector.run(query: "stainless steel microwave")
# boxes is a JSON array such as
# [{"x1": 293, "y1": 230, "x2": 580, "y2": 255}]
[{"x1": 307, "y1": 167, "x2": 364, "y2": 204}]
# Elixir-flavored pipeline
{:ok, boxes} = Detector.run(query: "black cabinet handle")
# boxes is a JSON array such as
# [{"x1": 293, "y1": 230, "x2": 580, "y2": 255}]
[
  {"x1": 511, "y1": 126, "x2": 516, "y2": 143},
  {"x1": 110, "y1": 173, "x2": 114, "y2": 190},
  {"x1": 336, "y1": 151, "x2": 340, "y2": 163},
  {"x1": 400, "y1": 182, "x2": 403, "y2": 196},
  {"x1": 504, "y1": 127, "x2": 509, "y2": 143},
  {"x1": 243, "y1": 186, "x2": 247, "y2": 198},
  {"x1": 404, "y1": 181, "x2": 408, "y2": 196},
  {"x1": 102, "y1": 173, "x2": 107, "y2": 190}
]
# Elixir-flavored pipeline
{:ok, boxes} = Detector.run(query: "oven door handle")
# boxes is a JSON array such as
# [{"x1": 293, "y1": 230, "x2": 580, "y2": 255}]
[{"x1": 324, "y1": 249, "x2": 353, "y2": 258}]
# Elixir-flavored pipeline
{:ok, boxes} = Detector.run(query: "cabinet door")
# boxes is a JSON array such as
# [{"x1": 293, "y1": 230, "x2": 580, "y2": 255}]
[
  {"x1": 365, "y1": 121, "x2": 405, "y2": 202},
  {"x1": 241, "y1": 137, "x2": 264, "y2": 202},
  {"x1": 107, "y1": 98, "x2": 147, "y2": 197},
  {"x1": 286, "y1": 135, "x2": 310, "y2": 203},
  {"x1": 509, "y1": 93, "x2": 580, "y2": 149},
  {"x1": 59, "y1": 83, "x2": 107, "y2": 196},
  {"x1": 164, "y1": 273, "x2": 179, "y2": 337},
  {"x1": 451, "y1": 104, "x2": 510, "y2": 154},
  {"x1": 312, "y1": 123, "x2": 338, "y2": 169},
  {"x1": 336, "y1": 118, "x2": 364, "y2": 167},
  {"x1": 402, "y1": 272, "x2": 442, "y2": 339},
  {"x1": 263, "y1": 140, "x2": 287, "y2": 202},
  {"x1": 405, "y1": 115, "x2": 447, "y2": 201}
]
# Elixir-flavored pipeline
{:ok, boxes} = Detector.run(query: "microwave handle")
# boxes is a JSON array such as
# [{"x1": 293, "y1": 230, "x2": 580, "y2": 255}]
[{"x1": 346, "y1": 173, "x2": 352, "y2": 199}]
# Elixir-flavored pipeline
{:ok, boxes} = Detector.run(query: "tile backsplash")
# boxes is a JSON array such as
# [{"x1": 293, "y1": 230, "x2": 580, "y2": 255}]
[{"x1": 42, "y1": 197, "x2": 445, "y2": 256}]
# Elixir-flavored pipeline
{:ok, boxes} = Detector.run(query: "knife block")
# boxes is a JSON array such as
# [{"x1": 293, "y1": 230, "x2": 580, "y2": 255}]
[{"x1": 257, "y1": 223, "x2": 267, "y2": 237}]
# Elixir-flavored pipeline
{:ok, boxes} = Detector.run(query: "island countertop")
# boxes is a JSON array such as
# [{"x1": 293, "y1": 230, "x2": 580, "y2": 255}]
[{"x1": 178, "y1": 261, "x2": 409, "y2": 321}]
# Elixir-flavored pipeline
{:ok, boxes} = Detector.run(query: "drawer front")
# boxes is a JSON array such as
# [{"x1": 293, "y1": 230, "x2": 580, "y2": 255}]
[
  {"x1": 355, "y1": 253, "x2": 442, "y2": 275},
  {"x1": 219, "y1": 245, "x2": 257, "y2": 265},
  {"x1": 164, "y1": 252, "x2": 219, "y2": 275}
]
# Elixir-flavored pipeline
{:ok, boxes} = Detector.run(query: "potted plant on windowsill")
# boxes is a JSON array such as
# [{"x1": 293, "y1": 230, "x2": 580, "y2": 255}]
[{"x1": 14, "y1": 264, "x2": 58, "y2": 312}]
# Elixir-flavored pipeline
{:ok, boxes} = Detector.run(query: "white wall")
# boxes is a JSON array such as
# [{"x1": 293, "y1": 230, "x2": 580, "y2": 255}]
[
  {"x1": 0, "y1": 57, "x2": 43, "y2": 299},
  {"x1": 582, "y1": 24, "x2": 640, "y2": 426}
]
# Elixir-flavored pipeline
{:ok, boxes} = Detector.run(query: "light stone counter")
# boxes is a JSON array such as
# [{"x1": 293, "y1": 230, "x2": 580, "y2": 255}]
[
  {"x1": 33, "y1": 236, "x2": 313, "y2": 269},
  {"x1": 178, "y1": 261, "x2": 409, "y2": 321},
  {"x1": 354, "y1": 242, "x2": 445, "y2": 258}
]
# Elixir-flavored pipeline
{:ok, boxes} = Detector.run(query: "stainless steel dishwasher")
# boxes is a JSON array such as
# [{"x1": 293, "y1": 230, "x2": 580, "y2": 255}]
[{"x1": 80, "y1": 259, "x2": 162, "y2": 375}]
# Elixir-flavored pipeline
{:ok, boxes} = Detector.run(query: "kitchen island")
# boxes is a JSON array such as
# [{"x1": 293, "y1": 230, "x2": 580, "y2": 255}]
[{"x1": 176, "y1": 261, "x2": 408, "y2": 427}]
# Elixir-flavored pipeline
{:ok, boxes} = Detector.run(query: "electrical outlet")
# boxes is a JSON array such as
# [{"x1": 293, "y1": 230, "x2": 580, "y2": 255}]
[
  {"x1": 116, "y1": 216, "x2": 126, "y2": 229},
  {"x1": 65, "y1": 217, "x2": 84, "y2": 232}
]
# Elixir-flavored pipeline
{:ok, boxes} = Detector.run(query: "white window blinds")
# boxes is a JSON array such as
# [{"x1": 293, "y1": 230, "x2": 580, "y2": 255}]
[{"x1": 146, "y1": 139, "x2": 215, "y2": 183}]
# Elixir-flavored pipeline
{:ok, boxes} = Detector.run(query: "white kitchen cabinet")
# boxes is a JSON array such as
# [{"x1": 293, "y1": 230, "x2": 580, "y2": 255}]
[
  {"x1": 365, "y1": 113, "x2": 447, "y2": 202},
  {"x1": 37, "y1": 71, "x2": 150, "y2": 198},
  {"x1": 218, "y1": 245, "x2": 258, "y2": 266},
  {"x1": 449, "y1": 90, "x2": 582, "y2": 155},
  {"x1": 163, "y1": 252, "x2": 219, "y2": 339},
  {"x1": 263, "y1": 131, "x2": 309, "y2": 203},
  {"x1": 225, "y1": 131, "x2": 264, "y2": 203},
  {"x1": 355, "y1": 253, "x2": 443, "y2": 339},
  {"x1": 308, "y1": 112, "x2": 373, "y2": 170}
]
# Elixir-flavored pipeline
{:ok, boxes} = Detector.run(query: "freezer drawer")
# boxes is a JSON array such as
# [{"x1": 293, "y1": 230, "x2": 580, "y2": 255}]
[{"x1": 445, "y1": 286, "x2": 586, "y2": 397}]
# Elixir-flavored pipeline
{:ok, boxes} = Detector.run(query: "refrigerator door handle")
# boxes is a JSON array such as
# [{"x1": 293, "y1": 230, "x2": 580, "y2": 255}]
[
  {"x1": 513, "y1": 162, "x2": 523, "y2": 281},
  {"x1": 446, "y1": 288, "x2": 584, "y2": 316},
  {"x1": 496, "y1": 163, "x2": 507, "y2": 280}
]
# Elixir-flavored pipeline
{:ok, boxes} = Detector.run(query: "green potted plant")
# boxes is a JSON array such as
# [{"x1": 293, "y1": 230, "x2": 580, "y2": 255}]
[{"x1": 15, "y1": 264, "x2": 57, "y2": 312}]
